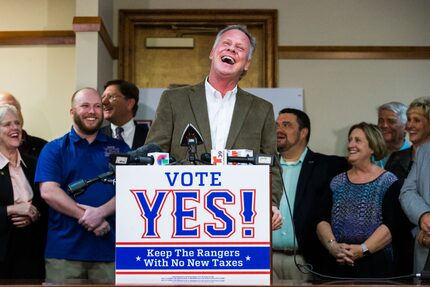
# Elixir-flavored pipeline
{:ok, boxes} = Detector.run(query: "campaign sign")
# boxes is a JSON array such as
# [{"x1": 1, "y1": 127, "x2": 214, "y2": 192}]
[{"x1": 115, "y1": 165, "x2": 271, "y2": 285}]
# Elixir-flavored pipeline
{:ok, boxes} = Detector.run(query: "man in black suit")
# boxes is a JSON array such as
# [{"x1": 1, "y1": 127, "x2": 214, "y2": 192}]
[
  {"x1": 0, "y1": 92, "x2": 47, "y2": 158},
  {"x1": 100, "y1": 80, "x2": 148, "y2": 149},
  {"x1": 272, "y1": 108, "x2": 348, "y2": 281}
]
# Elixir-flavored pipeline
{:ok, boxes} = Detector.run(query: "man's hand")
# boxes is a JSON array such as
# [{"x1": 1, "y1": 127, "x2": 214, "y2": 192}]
[
  {"x1": 77, "y1": 203, "x2": 105, "y2": 231},
  {"x1": 271, "y1": 206, "x2": 283, "y2": 230},
  {"x1": 93, "y1": 220, "x2": 111, "y2": 237}
]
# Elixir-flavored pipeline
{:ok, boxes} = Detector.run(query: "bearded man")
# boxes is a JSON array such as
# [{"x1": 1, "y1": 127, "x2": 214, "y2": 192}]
[
  {"x1": 35, "y1": 88, "x2": 129, "y2": 284},
  {"x1": 272, "y1": 108, "x2": 348, "y2": 281}
]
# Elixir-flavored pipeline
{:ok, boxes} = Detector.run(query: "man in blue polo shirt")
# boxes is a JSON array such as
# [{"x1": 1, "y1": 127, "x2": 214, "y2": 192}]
[{"x1": 35, "y1": 87, "x2": 130, "y2": 283}]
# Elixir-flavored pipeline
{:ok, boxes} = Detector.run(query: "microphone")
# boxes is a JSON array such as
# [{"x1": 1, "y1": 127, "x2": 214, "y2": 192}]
[
  {"x1": 416, "y1": 271, "x2": 430, "y2": 279},
  {"x1": 180, "y1": 123, "x2": 204, "y2": 146},
  {"x1": 148, "y1": 152, "x2": 176, "y2": 165},
  {"x1": 200, "y1": 153, "x2": 212, "y2": 165},
  {"x1": 180, "y1": 123, "x2": 204, "y2": 164},
  {"x1": 67, "y1": 171, "x2": 115, "y2": 197},
  {"x1": 110, "y1": 153, "x2": 155, "y2": 165},
  {"x1": 227, "y1": 154, "x2": 274, "y2": 165},
  {"x1": 129, "y1": 143, "x2": 163, "y2": 158},
  {"x1": 109, "y1": 143, "x2": 164, "y2": 165}
]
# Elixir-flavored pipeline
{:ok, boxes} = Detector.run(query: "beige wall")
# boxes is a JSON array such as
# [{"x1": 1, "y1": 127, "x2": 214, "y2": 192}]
[
  {"x1": 0, "y1": 0, "x2": 76, "y2": 141},
  {"x1": 1, "y1": 0, "x2": 430, "y2": 155},
  {"x1": 113, "y1": 0, "x2": 430, "y2": 155}
]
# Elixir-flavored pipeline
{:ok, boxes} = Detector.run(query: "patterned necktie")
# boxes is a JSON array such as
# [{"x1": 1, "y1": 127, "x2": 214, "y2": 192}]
[{"x1": 115, "y1": 126, "x2": 125, "y2": 142}]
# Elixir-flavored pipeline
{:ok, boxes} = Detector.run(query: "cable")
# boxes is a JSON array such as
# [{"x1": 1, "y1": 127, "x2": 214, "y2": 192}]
[{"x1": 274, "y1": 155, "x2": 418, "y2": 282}]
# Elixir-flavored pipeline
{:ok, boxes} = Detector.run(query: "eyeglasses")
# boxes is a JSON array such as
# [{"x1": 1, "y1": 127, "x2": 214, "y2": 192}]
[{"x1": 101, "y1": 93, "x2": 125, "y2": 103}]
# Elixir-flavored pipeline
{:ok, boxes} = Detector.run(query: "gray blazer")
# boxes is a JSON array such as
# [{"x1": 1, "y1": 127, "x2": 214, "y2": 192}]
[
  {"x1": 145, "y1": 81, "x2": 282, "y2": 206},
  {"x1": 399, "y1": 141, "x2": 430, "y2": 272}
]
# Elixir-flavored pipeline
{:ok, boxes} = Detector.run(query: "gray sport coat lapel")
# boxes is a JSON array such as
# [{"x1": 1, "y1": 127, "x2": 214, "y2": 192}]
[
  {"x1": 188, "y1": 82, "x2": 212, "y2": 152},
  {"x1": 225, "y1": 88, "x2": 252, "y2": 149}
]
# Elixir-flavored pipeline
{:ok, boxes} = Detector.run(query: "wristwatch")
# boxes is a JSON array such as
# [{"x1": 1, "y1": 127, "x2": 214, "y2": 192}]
[{"x1": 361, "y1": 243, "x2": 371, "y2": 256}]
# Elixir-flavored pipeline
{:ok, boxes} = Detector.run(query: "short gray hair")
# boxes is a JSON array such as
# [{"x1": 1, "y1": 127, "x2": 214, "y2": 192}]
[
  {"x1": 213, "y1": 25, "x2": 256, "y2": 60},
  {"x1": 377, "y1": 101, "x2": 407, "y2": 125},
  {"x1": 0, "y1": 104, "x2": 20, "y2": 124}
]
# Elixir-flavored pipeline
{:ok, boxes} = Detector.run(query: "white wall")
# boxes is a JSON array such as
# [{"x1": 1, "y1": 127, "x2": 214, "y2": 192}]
[{"x1": 1, "y1": 0, "x2": 430, "y2": 155}]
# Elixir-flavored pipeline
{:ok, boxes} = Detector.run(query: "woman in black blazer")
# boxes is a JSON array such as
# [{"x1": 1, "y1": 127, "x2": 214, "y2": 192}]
[{"x1": 0, "y1": 104, "x2": 47, "y2": 279}]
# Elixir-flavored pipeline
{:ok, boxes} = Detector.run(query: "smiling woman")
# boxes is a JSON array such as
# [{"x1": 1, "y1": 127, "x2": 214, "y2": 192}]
[
  {"x1": 385, "y1": 97, "x2": 430, "y2": 180},
  {"x1": 316, "y1": 122, "x2": 412, "y2": 277},
  {"x1": 0, "y1": 104, "x2": 47, "y2": 279}
]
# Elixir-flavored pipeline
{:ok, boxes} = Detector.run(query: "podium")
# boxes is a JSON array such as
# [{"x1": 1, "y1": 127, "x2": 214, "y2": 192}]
[{"x1": 115, "y1": 165, "x2": 271, "y2": 285}]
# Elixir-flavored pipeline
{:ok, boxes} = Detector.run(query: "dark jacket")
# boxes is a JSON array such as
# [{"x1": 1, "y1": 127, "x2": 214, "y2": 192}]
[
  {"x1": 384, "y1": 147, "x2": 414, "y2": 275},
  {"x1": 385, "y1": 147, "x2": 413, "y2": 180},
  {"x1": 289, "y1": 149, "x2": 348, "y2": 272},
  {"x1": 0, "y1": 153, "x2": 47, "y2": 279},
  {"x1": 101, "y1": 121, "x2": 149, "y2": 150},
  {"x1": 19, "y1": 129, "x2": 47, "y2": 159}
]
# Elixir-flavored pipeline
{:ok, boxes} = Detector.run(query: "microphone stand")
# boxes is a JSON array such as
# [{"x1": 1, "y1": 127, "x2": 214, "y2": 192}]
[
  {"x1": 185, "y1": 137, "x2": 211, "y2": 165},
  {"x1": 67, "y1": 171, "x2": 115, "y2": 198},
  {"x1": 178, "y1": 123, "x2": 206, "y2": 165},
  {"x1": 187, "y1": 137, "x2": 198, "y2": 164}
]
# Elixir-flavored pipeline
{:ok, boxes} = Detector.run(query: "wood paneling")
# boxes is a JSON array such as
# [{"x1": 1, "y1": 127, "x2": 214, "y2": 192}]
[
  {"x1": 73, "y1": 16, "x2": 118, "y2": 59},
  {"x1": 0, "y1": 31, "x2": 75, "y2": 45},
  {"x1": 0, "y1": 17, "x2": 117, "y2": 60},
  {"x1": 118, "y1": 9, "x2": 278, "y2": 88},
  {"x1": 279, "y1": 46, "x2": 430, "y2": 59}
]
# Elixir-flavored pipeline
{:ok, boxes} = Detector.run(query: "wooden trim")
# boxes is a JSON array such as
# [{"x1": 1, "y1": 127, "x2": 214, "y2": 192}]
[
  {"x1": 73, "y1": 16, "x2": 118, "y2": 59},
  {"x1": 0, "y1": 31, "x2": 75, "y2": 45},
  {"x1": 278, "y1": 46, "x2": 430, "y2": 59},
  {"x1": 118, "y1": 9, "x2": 278, "y2": 87},
  {"x1": 73, "y1": 16, "x2": 102, "y2": 32},
  {"x1": 2, "y1": 28, "x2": 428, "y2": 62}
]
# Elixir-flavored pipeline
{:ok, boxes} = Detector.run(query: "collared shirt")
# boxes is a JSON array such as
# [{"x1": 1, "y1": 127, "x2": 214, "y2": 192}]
[
  {"x1": 205, "y1": 78, "x2": 237, "y2": 150},
  {"x1": 110, "y1": 119, "x2": 136, "y2": 149},
  {"x1": 375, "y1": 138, "x2": 412, "y2": 168},
  {"x1": 35, "y1": 127, "x2": 130, "y2": 262},
  {"x1": 272, "y1": 148, "x2": 308, "y2": 251},
  {"x1": 0, "y1": 151, "x2": 33, "y2": 203}
]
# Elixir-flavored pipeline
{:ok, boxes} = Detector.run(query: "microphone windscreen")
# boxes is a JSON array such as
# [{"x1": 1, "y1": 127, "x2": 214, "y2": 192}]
[
  {"x1": 180, "y1": 123, "x2": 204, "y2": 146},
  {"x1": 129, "y1": 143, "x2": 163, "y2": 158},
  {"x1": 200, "y1": 153, "x2": 211, "y2": 165},
  {"x1": 67, "y1": 179, "x2": 87, "y2": 195},
  {"x1": 169, "y1": 156, "x2": 176, "y2": 164}
]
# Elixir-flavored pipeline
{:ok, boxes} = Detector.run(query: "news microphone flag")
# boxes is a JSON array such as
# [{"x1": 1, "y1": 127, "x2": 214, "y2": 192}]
[
  {"x1": 148, "y1": 152, "x2": 170, "y2": 166},
  {"x1": 211, "y1": 149, "x2": 226, "y2": 165},
  {"x1": 211, "y1": 149, "x2": 254, "y2": 165}
]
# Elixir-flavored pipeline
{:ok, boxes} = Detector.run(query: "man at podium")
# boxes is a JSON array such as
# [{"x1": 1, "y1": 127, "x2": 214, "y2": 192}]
[{"x1": 145, "y1": 24, "x2": 283, "y2": 230}]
